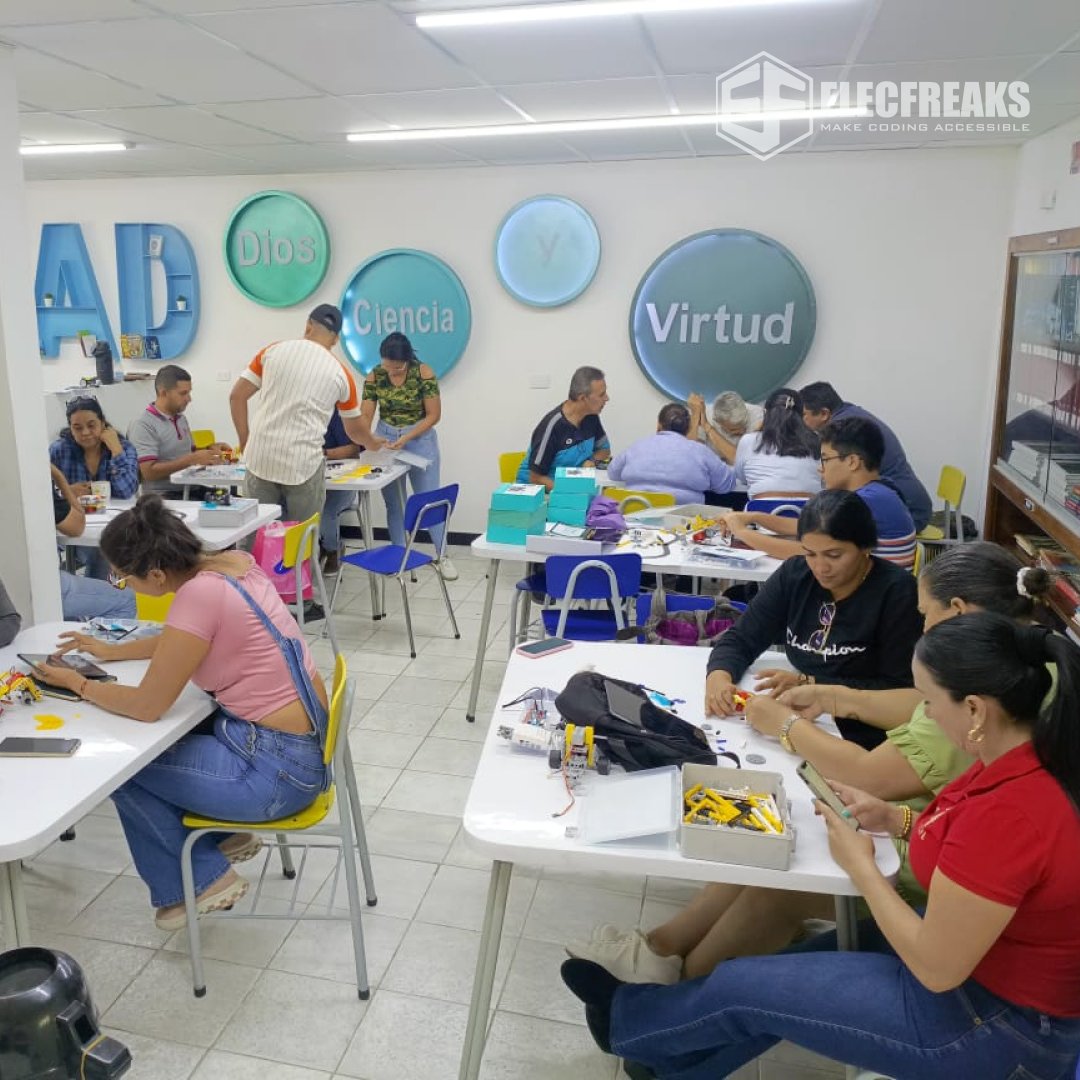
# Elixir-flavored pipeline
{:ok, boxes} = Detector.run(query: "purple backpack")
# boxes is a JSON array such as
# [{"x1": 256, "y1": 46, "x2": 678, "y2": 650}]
[{"x1": 585, "y1": 495, "x2": 626, "y2": 542}]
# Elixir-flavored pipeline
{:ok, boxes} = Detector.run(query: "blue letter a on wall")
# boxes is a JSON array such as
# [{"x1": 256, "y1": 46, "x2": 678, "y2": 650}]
[{"x1": 35, "y1": 223, "x2": 117, "y2": 359}]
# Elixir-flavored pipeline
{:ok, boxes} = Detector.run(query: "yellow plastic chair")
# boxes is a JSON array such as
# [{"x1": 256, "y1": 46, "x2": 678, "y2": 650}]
[
  {"x1": 179, "y1": 654, "x2": 377, "y2": 999},
  {"x1": 191, "y1": 429, "x2": 216, "y2": 450},
  {"x1": 135, "y1": 592, "x2": 174, "y2": 622},
  {"x1": 279, "y1": 514, "x2": 340, "y2": 654},
  {"x1": 604, "y1": 487, "x2": 677, "y2": 514},
  {"x1": 499, "y1": 451, "x2": 526, "y2": 483},
  {"x1": 916, "y1": 466, "x2": 967, "y2": 543}
]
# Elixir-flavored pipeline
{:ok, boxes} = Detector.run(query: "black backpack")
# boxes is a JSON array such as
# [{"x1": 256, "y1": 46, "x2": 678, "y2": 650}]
[{"x1": 554, "y1": 671, "x2": 729, "y2": 773}]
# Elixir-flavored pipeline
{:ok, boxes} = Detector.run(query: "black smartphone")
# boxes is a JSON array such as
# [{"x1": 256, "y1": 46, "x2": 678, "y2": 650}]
[
  {"x1": 18, "y1": 653, "x2": 110, "y2": 679},
  {"x1": 0, "y1": 737, "x2": 81, "y2": 757},
  {"x1": 796, "y1": 760, "x2": 858, "y2": 829}
]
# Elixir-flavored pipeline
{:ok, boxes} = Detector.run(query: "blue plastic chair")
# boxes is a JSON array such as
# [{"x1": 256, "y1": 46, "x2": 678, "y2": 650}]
[
  {"x1": 508, "y1": 568, "x2": 549, "y2": 656},
  {"x1": 328, "y1": 482, "x2": 460, "y2": 658},
  {"x1": 746, "y1": 496, "x2": 809, "y2": 518},
  {"x1": 539, "y1": 554, "x2": 643, "y2": 642}
]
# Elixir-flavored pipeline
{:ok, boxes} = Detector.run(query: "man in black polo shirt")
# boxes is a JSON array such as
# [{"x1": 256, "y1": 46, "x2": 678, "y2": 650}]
[{"x1": 517, "y1": 366, "x2": 611, "y2": 492}]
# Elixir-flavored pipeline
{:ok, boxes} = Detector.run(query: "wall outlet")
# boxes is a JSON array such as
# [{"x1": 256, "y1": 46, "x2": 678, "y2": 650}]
[
  {"x1": 217, "y1": 370, "x2": 231, "y2": 382},
  {"x1": 529, "y1": 373, "x2": 551, "y2": 389}
]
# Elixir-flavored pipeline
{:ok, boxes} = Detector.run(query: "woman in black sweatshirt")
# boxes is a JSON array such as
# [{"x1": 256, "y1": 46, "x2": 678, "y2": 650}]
[{"x1": 706, "y1": 489, "x2": 921, "y2": 749}]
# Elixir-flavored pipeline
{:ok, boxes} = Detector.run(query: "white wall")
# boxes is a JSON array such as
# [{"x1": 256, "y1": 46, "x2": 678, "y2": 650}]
[
  {"x1": 1012, "y1": 115, "x2": 1080, "y2": 236},
  {"x1": 26, "y1": 147, "x2": 1017, "y2": 535}
]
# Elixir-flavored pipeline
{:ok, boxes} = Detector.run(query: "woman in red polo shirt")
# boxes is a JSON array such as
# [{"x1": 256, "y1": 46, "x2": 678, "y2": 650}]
[{"x1": 562, "y1": 613, "x2": 1080, "y2": 1080}]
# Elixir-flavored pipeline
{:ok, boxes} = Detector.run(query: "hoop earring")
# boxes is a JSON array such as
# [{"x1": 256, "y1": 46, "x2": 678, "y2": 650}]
[{"x1": 967, "y1": 723, "x2": 985, "y2": 744}]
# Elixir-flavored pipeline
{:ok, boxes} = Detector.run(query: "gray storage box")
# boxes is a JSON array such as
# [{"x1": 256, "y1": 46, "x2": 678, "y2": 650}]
[
  {"x1": 679, "y1": 763, "x2": 795, "y2": 871},
  {"x1": 197, "y1": 497, "x2": 258, "y2": 528}
]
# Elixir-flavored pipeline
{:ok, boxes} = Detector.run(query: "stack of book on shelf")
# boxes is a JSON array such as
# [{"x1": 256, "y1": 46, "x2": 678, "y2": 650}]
[
  {"x1": 1007, "y1": 441, "x2": 1054, "y2": 486},
  {"x1": 1047, "y1": 455, "x2": 1080, "y2": 510}
]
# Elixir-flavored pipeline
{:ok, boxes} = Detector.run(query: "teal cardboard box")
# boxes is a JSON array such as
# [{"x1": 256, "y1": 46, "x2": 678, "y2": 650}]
[
  {"x1": 554, "y1": 467, "x2": 598, "y2": 495},
  {"x1": 487, "y1": 506, "x2": 546, "y2": 544},
  {"x1": 490, "y1": 482, "x2": 545, "y2": 512},
  {"x1": 548, "y1": 492, "x2": 592, "y2": 513},
  {"x1": 546, "y1": 507, "x2": 589, "y2": 527}
]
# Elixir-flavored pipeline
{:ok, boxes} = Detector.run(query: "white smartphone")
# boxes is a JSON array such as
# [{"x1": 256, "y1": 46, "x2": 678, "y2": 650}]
[
  {"x1": 516, "y1": 638, "x2": 574, "y2": 659},
  {"x1": 796, "y1": 760, "x2": 857, "y2": 829}
]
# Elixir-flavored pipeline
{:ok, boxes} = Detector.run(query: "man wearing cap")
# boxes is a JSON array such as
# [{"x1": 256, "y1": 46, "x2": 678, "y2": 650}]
[{"x1": 230, "y1": 304, "x2": 367, "y2": 527}]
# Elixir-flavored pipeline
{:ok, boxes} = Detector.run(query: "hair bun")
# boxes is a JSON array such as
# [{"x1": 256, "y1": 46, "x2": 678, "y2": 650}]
[{"x1": 1015, "y1": 623, "x2": 1052, "y2": 666}]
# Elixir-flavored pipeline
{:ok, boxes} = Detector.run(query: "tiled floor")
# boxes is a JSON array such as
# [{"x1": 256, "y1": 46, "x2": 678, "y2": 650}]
[{"x1": 3, "y1": 547, "x2": 847, "y2": 1080}]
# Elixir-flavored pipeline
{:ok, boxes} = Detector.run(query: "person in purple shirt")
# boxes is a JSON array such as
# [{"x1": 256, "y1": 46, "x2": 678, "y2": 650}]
[
  {"x1": 607, "y1": 403, "x2": 736, "y2": 504},
  {"x1": 800, "y1": 382, "x2": 932, "y2": 531}
]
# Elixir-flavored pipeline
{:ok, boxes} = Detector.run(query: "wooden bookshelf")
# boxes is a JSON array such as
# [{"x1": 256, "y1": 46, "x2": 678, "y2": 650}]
[{"x1": 985, "y1": 227, "x2": 1080, "y2": 633}]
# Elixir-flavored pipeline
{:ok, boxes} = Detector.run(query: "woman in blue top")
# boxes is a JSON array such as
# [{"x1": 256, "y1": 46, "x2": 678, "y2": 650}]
[{"x1": 49, "y1": 395, "x2": 139, "y2": 500}]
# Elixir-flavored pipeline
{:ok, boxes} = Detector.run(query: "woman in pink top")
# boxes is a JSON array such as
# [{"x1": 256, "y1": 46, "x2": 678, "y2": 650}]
[{"x1": 34, "y1": 496, "x2": 329, "y2": 931}]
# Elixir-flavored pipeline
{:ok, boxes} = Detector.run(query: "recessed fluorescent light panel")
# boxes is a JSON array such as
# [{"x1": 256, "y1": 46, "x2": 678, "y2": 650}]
[
  {"x1": 347, "y1": 108, "x2": 869, "y2": 143},
  {"x1": 417, "y1": 0, "x2": 818, "y2": 29},
  {"x1": 20, "y1": 142, "x2": 132, "y2": 156}
]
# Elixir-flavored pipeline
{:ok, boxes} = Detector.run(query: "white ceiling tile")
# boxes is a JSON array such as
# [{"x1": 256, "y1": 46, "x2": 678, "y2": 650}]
[
  {"x1": 424, "y1": 20, "x2": 655, "y2": 84},
  {"x1": 351, "y1": 87, "x2": 523, "y2": 127},
  {"x1": 668, "y1": 66, "x2": 846, "y2": 114},
  {"x1": 147, "y1": 0, "x2": 361, "y2": 10},
  {"x1": 683, "y1": 126, "x2": 761, "y2": 155},
  {"x1": 469, "y1": 136, "x2": 586, "y2": 165},
  {"x1": 192, "y1": 4, "x2": 479, "y2": 95},
  {"x1": 18, "y1": 111, "x2": 133, "y2": 143},
  {"x1": 5, "y1": 17, "x2": 315, "y2": 102},
  {"x1": 499, "y1": 78, "x2": 672, "y2": 122},
  {"x1": 843, "y1": 55, "x2": 1039, "y2": 85},
  {"x1": 66, "y1": 105, "x2": 294, "y2": 145},
  {"x1": 560, "y1": 127, "x2": 694, "y2": 160},
  {"x1": 857, "y1": 0, "x2": 1080, "y2": 63},
  {"x1": 219, "y1": 142, "x2": 363, "y2": 169},
  {"x1": 338, "y1": 141, "x2": 484, "y2": 168},
  {"x1": 211, "y1": 96, "x2": 385, "y2": 141},
  {"x1": 645, "y1": 4, "x2": 871, "y2": 77},
  {"x1": 1024, "y1": 52, "x2": 1080, "y2": 106},
  {"x1": 13, "y1": 47, "x2": 171, "y2": 110},
  {"x1": 0, "y1": 0, "x2": 144, "y2": 25},
  {"x1": 21, "y1": 143, "x2": 254, "y2": 179}
]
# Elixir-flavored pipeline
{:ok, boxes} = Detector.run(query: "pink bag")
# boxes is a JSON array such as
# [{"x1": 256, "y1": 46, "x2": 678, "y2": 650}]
[{"x1": 251, "y1": 521, "x2": 313, "y2": 603}]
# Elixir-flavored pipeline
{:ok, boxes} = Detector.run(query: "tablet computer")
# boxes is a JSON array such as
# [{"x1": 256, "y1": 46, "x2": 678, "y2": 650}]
[{"x1": 18, "y1": 653, "x2": 110, "y2": 679}]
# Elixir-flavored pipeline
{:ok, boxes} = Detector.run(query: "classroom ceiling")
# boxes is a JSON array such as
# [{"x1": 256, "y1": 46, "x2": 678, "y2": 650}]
[{"x1": 5, "y1": 0, "x2": 1080, "y2": 179}]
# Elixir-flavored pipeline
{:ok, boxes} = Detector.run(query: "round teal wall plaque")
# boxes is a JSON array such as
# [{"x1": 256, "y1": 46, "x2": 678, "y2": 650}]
[
  {"x1": 340, "y1": 249, "x2": 472, "y2": 379},
  {"x1": 495, "y1": 195, "x2": 600, "y2": 307},
  {"x1": 629, "y1": 229, "x2": 816, "y2": 403},
  {"x1": 223, "y1": 190, "x2": 330, "y2": 308}
]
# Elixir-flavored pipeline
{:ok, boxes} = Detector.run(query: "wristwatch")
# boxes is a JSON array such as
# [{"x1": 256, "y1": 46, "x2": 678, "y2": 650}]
[{"x1": 779, "y1": 714, "x2": 800, "y2": 754}]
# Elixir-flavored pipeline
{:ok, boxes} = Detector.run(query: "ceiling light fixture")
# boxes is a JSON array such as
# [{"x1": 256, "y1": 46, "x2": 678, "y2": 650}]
[
  {"x1": 417, "y1": 0, "x2": 814, "y2": 29},
  {"x1": 347, "y1": 107, "x2": 869, "y2": 143},
  {"x1": 20, "y1": 142, "x2": 132, "y2": 156}
]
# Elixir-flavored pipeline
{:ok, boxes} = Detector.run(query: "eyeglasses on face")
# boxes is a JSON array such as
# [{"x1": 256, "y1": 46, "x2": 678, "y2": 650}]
[{"x1": 818, "y1": 453, "x2": 846, "y2": 465}]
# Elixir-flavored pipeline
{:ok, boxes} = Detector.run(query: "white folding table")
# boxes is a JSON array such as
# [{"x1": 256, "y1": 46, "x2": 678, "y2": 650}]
[
  {"x1": 0, "y1": 622, "x2": 215, "y2": 946},
  {"x1": 457, "y1": 643, "x2": 899, "y2": 1080},
  {"x1": 464, "y1": 532, "x2": 781, "y2": 720}
]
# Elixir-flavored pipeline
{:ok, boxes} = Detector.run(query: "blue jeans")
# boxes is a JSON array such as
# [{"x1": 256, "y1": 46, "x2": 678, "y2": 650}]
[
  {"x1": 320, "y1": 488, "x2": 358, "y2": 553},
  {"x1": 610, "y1": 931, "x2": 1080, "y2": 1080},
  {"x1": 59, "y1": 570, "x2": 136, "y2": 620},
  {"x1": 112, "y1": 712, "x2": 326, "y2": 907},
  {"x1": 376, "y1": 421, "x2": 444, "y2": 550}
]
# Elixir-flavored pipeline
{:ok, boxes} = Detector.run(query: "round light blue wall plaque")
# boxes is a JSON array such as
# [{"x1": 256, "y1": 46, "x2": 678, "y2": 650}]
[
  {"x1": 629, "y1": 229, "x2": 816, "y2": 403},
  {"x1": 495, "y1": 195, "x2": 600, "y2": 307},
  {"x1": 340, "y1": 248, "x2": 472, "y2": 379}
]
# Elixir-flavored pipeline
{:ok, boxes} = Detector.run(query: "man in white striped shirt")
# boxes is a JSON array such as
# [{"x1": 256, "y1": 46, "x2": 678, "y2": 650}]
[{"x1": 230, "y1": 304, "x2": 367, "y2": 526}]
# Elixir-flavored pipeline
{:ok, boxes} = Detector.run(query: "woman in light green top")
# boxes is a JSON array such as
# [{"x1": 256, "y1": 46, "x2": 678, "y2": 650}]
[
  {"x1": 352, "y1": 332, "x2": 455, "y2": 579},
  {"x1": 566, "y1": 543, "x2": 1053, "y2": 983}
]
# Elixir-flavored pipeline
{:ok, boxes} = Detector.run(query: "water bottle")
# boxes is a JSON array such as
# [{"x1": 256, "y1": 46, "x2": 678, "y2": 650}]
[{"x1": 91, "y1": 341, "x2": 114, "y2": 385}]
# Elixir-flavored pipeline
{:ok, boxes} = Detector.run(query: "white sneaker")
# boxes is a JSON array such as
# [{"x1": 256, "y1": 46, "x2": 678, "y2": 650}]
[
  {"x1": 565, "y1": 924, "x2": 682, "y2": 985},
  {"x1": 439, "y1": 555, "x2": 459, "y2": 581}
]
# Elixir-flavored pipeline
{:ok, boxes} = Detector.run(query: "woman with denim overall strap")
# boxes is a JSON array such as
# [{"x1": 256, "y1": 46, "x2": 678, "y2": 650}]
[
  {"x1": 563, "y1": 615, "x2": 1080, "y2": 1080},
  {"x1": 32, "y1": 495, "x2": 332, "y2": 930}
]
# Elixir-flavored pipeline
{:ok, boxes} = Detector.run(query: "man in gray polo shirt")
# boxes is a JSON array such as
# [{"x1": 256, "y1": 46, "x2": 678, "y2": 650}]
[{"x1": 128, "y1": 365, "x2": 231, "y2": 494}]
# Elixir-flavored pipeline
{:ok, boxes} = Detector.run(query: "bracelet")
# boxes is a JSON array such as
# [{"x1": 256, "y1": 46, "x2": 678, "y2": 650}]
[
  {"x1": 779, "y1": 714, "x2": 800, "y2": 754},
  {"x1": 897, "y1": 804, "x2": 913, "y2": 841}
]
